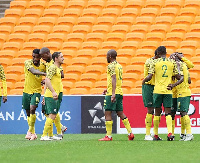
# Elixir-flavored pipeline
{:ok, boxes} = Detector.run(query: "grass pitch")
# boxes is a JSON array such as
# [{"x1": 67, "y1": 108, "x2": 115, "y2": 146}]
[{"x1": 0, "y1": 134, "x2": 199, "y2": 163}]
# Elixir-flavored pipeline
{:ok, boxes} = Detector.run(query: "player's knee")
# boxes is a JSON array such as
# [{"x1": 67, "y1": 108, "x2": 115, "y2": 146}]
[
  {"x1": 165, "y1": 113, "x2": 171, "y2": 117},
  {"x1": 180, "y1": 112, "x2": 187, "y2": 117}
]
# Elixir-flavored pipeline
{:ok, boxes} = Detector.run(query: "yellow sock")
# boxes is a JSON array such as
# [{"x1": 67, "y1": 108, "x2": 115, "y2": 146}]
[
  {"x1": 29, "y1": 114, "x2": 36, "y2": 134},
  {"x1": 54, "y1": 114, "x2": 62, "y2": 135},
  {"x1": 153, "y1": 116, "x2": 160, "y2": 135},
  {"x1": 172, "y1": 119, "x2": 175, "y2": 136},
  {"x1": 184, "y1": 115, "x2": 192, "y2": 134},
  {"x1": 166, "y1": 115, "x2": 172, "y2": 134},
  {"x1": 181, "y1": 117, "x2": 185, "y2": 134},
  {"x1": 145, "y1": 113, "x2": 152, "y2": 136},
  {"x1": 105, "y1": 121, "x2": 113, "y2": 137},
  {"x1": 122, "y1": 118, "x2": 132, "y2": 134},
  {"x1": 48, "y1": 125, "x2": 53, "y2": 137},
  {"x1": 42, "y1": 118, "x2": 53, "y2": 137},
  {"x1": 27, "y1": 116, "x2": 31, "y2": 132}
]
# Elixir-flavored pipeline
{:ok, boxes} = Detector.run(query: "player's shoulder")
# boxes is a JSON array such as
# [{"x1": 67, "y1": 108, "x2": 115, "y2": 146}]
[
  {"x1": 25, "y1": 59, "x2": 33, "y2": 64},
  {"x1": 0, "y1": 64, "x2": 3, "y2": 69},
  {"x1": 40, "y1": 61, "x2": 46, "y2": 67}
]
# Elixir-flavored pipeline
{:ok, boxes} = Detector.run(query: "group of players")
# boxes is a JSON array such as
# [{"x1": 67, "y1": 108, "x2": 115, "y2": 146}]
[{"x1": 142, "y1": 46, "x2": 194, "y2": 141}]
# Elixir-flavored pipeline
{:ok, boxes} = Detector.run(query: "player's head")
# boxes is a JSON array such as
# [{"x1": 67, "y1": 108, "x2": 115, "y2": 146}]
[
  {"x1": 39, "y1": 47, "x2": 52, "y2": 62},
  {"x1": 107, "y1": 49, "x2": 117, "y2": 63},
  {"x1": 32, "y1": 49, "x2": 40, "y2": 66},
  {"x1": 52, "y1": 52, "x2": 64, "y2": 64},
  {"x1": 157, "y1": 46, "x2": 166, "y2": 57}
]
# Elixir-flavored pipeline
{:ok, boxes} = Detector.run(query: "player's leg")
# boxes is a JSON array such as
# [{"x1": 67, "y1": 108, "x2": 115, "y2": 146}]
[
  {"x1": 153, "y1": 94, "x2": 163, "y2": 140},
  {"x1": 41, "y1": 97, "x2": 57, "y2": 141},
  {"x1": 99, "y1": 95, "x2": 113, "y2": 141},
  {"x1": 142, "y1": 84, "x2": 154, "y2": 140},
  {"x1": 178, "y1": 96, "x2": 193, "y2": 141},
  {"x1": 171, "y1": 98, "x2": 178, "y2": 139},
  {"x1": 22, "y1": 93, "x2": 32, "y2": 139},
  {"x1": 163, "y1": 94, "x2": 173, "y2": 141}
]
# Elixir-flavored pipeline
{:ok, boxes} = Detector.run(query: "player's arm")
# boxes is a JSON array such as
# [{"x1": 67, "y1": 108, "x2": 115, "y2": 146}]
[
  {"x1": 142, "y1": 73, "x2": 153, "y2": 85},
  {"x1": 60, "y1": 66, "x2": 64, "y2": 78},
  {"x1": 29, "y1": 67, "x2": 46, "y2": 76},
  {"x1": 176, "y1": 53, "x2": 194, "y2": 69},
  {"x1": 142, "y1": 60, "x2": 154, "y2": 85},
  {"x1": 45, "y1": 77, "x2": 58, "y2": 100},
  {"x1": 0, "y1": 65, "x2": 7, "y2": 103},
  {"x1": 111, "y1": 74, "x2": 116, "y2": 103}
]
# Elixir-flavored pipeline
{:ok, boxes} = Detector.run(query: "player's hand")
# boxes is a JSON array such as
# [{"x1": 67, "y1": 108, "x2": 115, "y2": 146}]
[
  {"x1": 41, "y1": 97, "x2": 45, "y2": 105},
  {"x1": 52, "y1": 92, "x2": 58, "y2": 100},
  {"x1": 167, "y1": 84, "x2": 174, "y2": 90},
  {"x1": 42, "y1": 109, "x2": 46, "y2": 114},
  {"x1": 3, "y1": 96, "x2": 7, "y2": 103},
  {"x1": 111, "y1": 94, "x2": 116, "y2": 103},
  {"x1": 43, "y1": 73, "x2": 47, "y2": 76},
  {"x1": 41, "y1": 79, "x2": 45, "y2": 86},
  {"x1": 102, "y1": 89, "x2": 107, "y2": 95}
]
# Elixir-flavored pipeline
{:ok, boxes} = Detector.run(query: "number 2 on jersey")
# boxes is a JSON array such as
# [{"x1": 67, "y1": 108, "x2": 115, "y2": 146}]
[{"x1": 162, "y1": 65, "x2": 168, "y2": 77}]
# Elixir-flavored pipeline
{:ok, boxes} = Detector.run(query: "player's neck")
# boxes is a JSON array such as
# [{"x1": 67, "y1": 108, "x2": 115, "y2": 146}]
[
  {"x1": 54, "y1": 62, "x2": 61, "y2": 68},
  {"x1": 110, "y1": 59, "x2": 116, "y2": 63}
]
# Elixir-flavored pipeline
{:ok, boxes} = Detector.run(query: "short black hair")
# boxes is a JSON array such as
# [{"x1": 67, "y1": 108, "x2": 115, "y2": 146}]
[
  {"x1": 52, "y1": 52, "x2": 61, "y2": 62},
  {"x1": 154, "y1": 49, "x2": 158, "y2": 56},
  {"x1": 39, "y1": 47, "x2": 50, "y2": 55},
  {"x1": 157, "y1": 46, "x2": 166, "y2": 55},
  {"x1": 107, "y1": 49, "x2": 117, "y2": 59},
  {"x1": 33, "y1": 49, "x2": 40, "y2": 54}
]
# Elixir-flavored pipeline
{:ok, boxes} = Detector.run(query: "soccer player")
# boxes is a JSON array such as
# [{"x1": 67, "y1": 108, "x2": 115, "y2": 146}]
[
  {"x1": 0, "y1": 65, "x2": 7, "y2": 106},
  {"x1": 170, "y1": 52, "x2": 194, "y2": 141},
  {"x1": 23, "y1": 49, "x2": 46, "y2": 140},
  {"x1": 142, "y1": 46, "x2": 183, "y2": 141},
  {"x1": 142, "y1": 49, "x2": 160, "y2": 141},
  {"x1": 40, "y1": 48, "x2": 67, "y2": 139},
  {"x1": 40, "y1": 52, "x2": 64, "y2": 141},
  {"x1": 99, "y1": 49, "x2": 134, "y2": 141}
]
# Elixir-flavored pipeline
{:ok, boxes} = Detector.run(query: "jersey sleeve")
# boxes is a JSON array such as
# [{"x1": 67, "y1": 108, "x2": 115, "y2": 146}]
[
  {"x1": 181, "y1": 57, "x2": 194, "y2": 69},
  {"x1": 108, "y1": 64, "x2": 116, "y2": 76},
  {"x1": 172, "y1": 60, "x2": 179, "y2": 76},
  {"x1": 0, "y1": 65, "x2": 7, "y2": 96},
  {"x1": 148, "y1": 60, "x2": 155, "y2": 74},
  {"x1": 24, "y1": 60, "x2": 33, "y2": 70},
  {"x1": 46, "y1": 65, "x2": 57, "y2": 80}
]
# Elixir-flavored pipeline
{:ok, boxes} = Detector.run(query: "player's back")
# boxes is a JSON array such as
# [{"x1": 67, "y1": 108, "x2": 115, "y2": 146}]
[{"x1": 144, "y1": 58, "x2": 155, "y2": 85}]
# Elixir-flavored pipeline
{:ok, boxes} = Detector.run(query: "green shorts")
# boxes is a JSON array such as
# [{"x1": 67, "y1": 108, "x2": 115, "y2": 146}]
[
  {"x1": 58, "y1": 92, "x2": 63, "y2": 110},
  {"x1": 0, "y1": 96, "x2": 2, "y2": 107},
  {"x1": 153, "y1": 94, "x2": 172, "y2": 108},
  {"x1": 177, "y1": 96, "x2": 191, "y2": 112},
  {"x1": 22, "y1": 92, "x2": 41, "y2": 110},
  {"x1": 142, "y1": 84, "x2": 154, "y2": 108},
  {"x1": 104, "y1": 94, "x2": 123, "y2": 111},
  {"x1": 44, "y1": 97, "x2": 59, "y2": 115},
  {"x1": 171, "y1": 98, "x2": 177, "y2": 113}
]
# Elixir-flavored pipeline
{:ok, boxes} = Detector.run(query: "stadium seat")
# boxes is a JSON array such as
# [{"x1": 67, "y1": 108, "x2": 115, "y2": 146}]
[
  {"x1": 90, "y1": 88, "x2": 104, "y2": 95},
  {"x1": 22, "y1": 42, "x2": 42, "y2": 50},
  {"x1": 141, "y1": 41, "x2": 159, "y2": 50},
  {"x1": 7, "y1": 82, "x2": 15, "y2": 93},
  {"x1": 0, "y1": 34, "x2": 8, "y2": 44},
  {"x1": 14, "y1": 25, "x2": 32, "y2": 35},
  {"x1": 155, "y1": 16, "x2": 174, "y2": 26},
  {"x1": 69, "y1": 88, "x2": 89, "y2": 95},
  {"x1": 130, "y1": 24, "x2": 149, "y2": 34},
  {"x1": 32, "y1": 25, "x2": 52, "y2": 35},
  {"x1": 0, "y1": 25, "x2": 13, "y2": 35},
  {"x1": 77, "y1": 16, "x2": 96, "y2": 26},
  {"x1": 62, "y1": 81, "x2": 74, "y2": 93},
  {"x1": 176, "y1": 48, "x2": 194, "y2": 59},
  {"x1": 82, "y1": 41, "x2": 100, "y2": 51},
  {"x1": 85, "y1": 65, "x2": 105, "y2": 75},
  {"x1": 38, "y1": 17, "x2": 57, "y2": 28},
  {"x1": 8, "y1": 33, "x2": 27, "y2": 43},
  {"x1": 95, "y1": 81, "x2": 107, "y2": 88},
  {"x1": 87, "y1": 0, "x2": 105, "y2": 9},
  {"x1": 9, "y1": 89, "x2": 23, "y2": 95},
  {"x1": 180, "y1": 41, "x2": 199, "y2": 50},
  {"x1": 165, "y1": 32, "x2": 184, "y2": 41},
  {"x1": 179, "y1": 7, "x2": 197, "y2": 17},
  {"x1": 146, "y1": 32, "x2": 165, "y2": 42},
  {"x1": 96, "y1": 16, "x2": 116, "y2": 26},
  {"x1": 106, "y1": 0, "x2": 124, "y2": 9},
  {"x1": 130, "y1": 88, "x2": 142, "y2": 94},
  {"x1": 16, "y1": 50, "x2": 33, "y2": 58},
  {"x1": 67, "y1": 33, "x2": 85, "y2": 42},
  {"x1": 130, "y1": 57, "x2": 148, "y2": 66},
  {"x1": 174, "y1": 16, "x2": 194, "y2": 25},
  {"x1": 63, "y1": 73, "x2": 79, "y2": 83},
  {"x1": 117, "y1": 57, "x2": 130, "y2": 67},
  {"x1": 145, "y1": 0, "x2": 164, "y2": 9},
  {"x1": 82, "y1": 8, "x2": 101, "y2": 18},
  {"x1": 43, "y1": 9, "x2": 62, "y2": 18},
  {"x1": 43, "y1": 42, "x2": 61, "y2": 51},
  {"x1": 150, "y1": 24, "x2": 169, "y2": 34},
  {"x1": 191, "y1": 88, "x2": 200, "y2": 94},
  {"x1": 99, "y1": 73, "x2": 107, "y2": 81},
  {"x1": 190, "y1": 57, "x2": 200, "y2": 65},
  {"x1": 18, "y1": 17, "x2": 38, "y2": 26},
  {"x1": 164, "y1": 0, "x2": 184, "y2": 9},
  {"x1": 121, "y1": 41, "x2": 139, "y2": 51},
  {"x1": 65, "y1": 65, "x2": 85, "y2": 75},
  {"x1": 52, "y1": 25, "x2": 71, "y2": 34},
  {"x1": 75, "y1": 81, "x2": 94, "y2": 90},
  {"x1": 76, "y1": 49, "x2": 96, "y2": 58},
  {"x1": 135, "y1": 49, "x2": 154, "y2": 57},
  {"x1": 125, "y1": 65, "x2": 144, "y2": 75},
  {"x1": 170, "y1": 24, "x2": 189, "y2": 33},
  {"x1": 23, "y1": 9, "x2": 43, "y2": 18},
  {"x1": 116, "y1": 16, "x2": 135, "y2": 26},
  {"x1": 195, "y1": 80, "x2": 200, "y2": 88},
  {"x1": 185, "y1": 32, "x2": 200, "y2": 41},
  {"x1": 122, "y1": 81, "x2": 134, "y2": 89},
  {"x1": 136, "y1": 16, "x2": 154, "y2": 26},
  {"x1": 28, "y1": 33, "x2": 46, "y2": 43},
  {"x1": 57, "y1": 17, "x2": 77, "y2": 28},
  {"x1": 14, "y1": 82, "x2": 24, "y2": 89},
  {"x1": 91, "y1": 57, "x2": 107, "y2": 67},
  {"x1": 102, "y1": 8, "x2": 121, "y2": 17},
  {"x1": 140, "y1": 8, "x2": 159, "y2": 17},
  {"x1": 102, "y1": 41, "x2": 119, "y2": 50},
  {"x1": 47, "y1": 33, "x2": 66, "y2": 43},
  {"x1": 62, "y1": 42, "x2": 81, "y2": 51},
  {"x1": 189, "y1": 65, "x2": 200, "y2": 74},
  {"x1": 2, "y1": 42, "x2": 21, "y2": 52},
  {"x1": 71, "y1": 57, "x2": 89, "y2": 67},
  {"x1": 67, "y1": 0, "x2": 86, "y2": 9},
  {"x1": 134, "y1": 81, "x2": 142, "y2": 88},
  {"x1": 0, "y1": 58, "x2": 10, "y2": 67},
  {"x1": 195, "y1": 49, "x2": 200, "y2": 56},
  {"x1": 184, "y1": 0, "x2": 200, "y2": 8},
  {"x1": 6, "y1": 66, "x2": 24, "y2": 75},
  {"x1": 160, "y1": 8, "x2": 179, "y2": 17},
  {"x1": 4, "y1": 9, "x2": 24, "y2": 19},
  {"x1": 28, "y1": 1, "x2": 47, "y2": 9},
  {"x1": 92, "y1": 25, "x2": 111, "y2": 34},
  {"x1": 72, "y1": 25, "x2": 91, "y2": 34},
  {"x1": 123, "y1": 73, "x2": 139, "y2": 83},
  {"x1": 125, "y1": 0, "x2": 145, "y2": 9},
  {"x1": 48, "y1": 0, "x2": 67, "y2": 10},
  {"x1": 121, "y1": 8, "x2": 139, "y2": 17},
  {"x1": 117, "y1": 49, "x2": 135, "y2": 58},
  {"x1": 111, "y1": 25, "x2": 129, "y2": 34},
  {"x1": 5, "y1": 74, "x2": 19, "y2": 83},
  {"x1": 96, "y1": 49, "x2": 109, "y2": 57},
  {"x1": 62, "y1": 8, "x2": 82, "y2": 18},
  {"x1": 190, "y1": 24, "x2": 200, "y2": 32},
  {"x1": 161, "y1": 41, "x2": 179, "y2": 51},
  {"x1": 80, "y1": 73, "x2": 99, "y2": 83},
  {"x1": 86, "y1": 33, "x2": 105, "y2": 42},
  {"x1": 0, "y1": 17, "x2": 18, "y2": 27},
  {"x1": 106, "y1": 33, "x2": 125, "y2": 42},
  {"x1": 10, "y1": 1, "x2": 28, "y2": 10}
]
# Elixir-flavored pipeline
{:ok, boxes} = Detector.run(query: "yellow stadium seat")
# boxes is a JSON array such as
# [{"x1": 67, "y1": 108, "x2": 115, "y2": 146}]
[
  {"x1": 130, "y1": 57, "x2": 148, "y2": 66},
  {"x1": 145, "y1": 0, "x2": 164, "y2": 8},
  {"x1": 16, "y1": 50, "x2": 32, "y2": 58},
  {"x1": 6, "y1": 74, "x2": 19, "y2": 83},
  {"x1": 72, "y1": 25, "x2": 91, "y2": 34},
  {"x1": 150, "y1": 24, "x2": 169, "y2": 34},
  {"x1": 66, "y1": 33, "x2": 85, "y2": 42},
  {"x1": 185, "y1": 32, "x2": 200, "y2": 41},
  {"x1": 92, "y1": 25, "x2": 111, "y2": 34},
  {"x1": 32, "y1": 25, "x2": 52, "y2": 35},
  {"x1": 166, "y1": 32, "x2": 184, "y2": 41},
  {"x1": 48, "y1": 0, "x2": 67, "y2": 10},
  {"x1": 66, "y1": 65, "x2": 85, "y2": 75},
  {"x1": 43, "y1": 42, "x2": 61, "y2": 51},
  {"x1": 97, "y1": 16, "x2": 115, "y2": 26},
  {"x1": 135, "y1": 49, "x2": 154, "y2": 57},
  {"x1": 28, "y1": 33, "x2": 46, "y2": 43},
  {"x1": 47, "y1": 33, "x2": 65, "y2": 43},
  {"x1": 130, "y1": 24, "x2": 149, "y2": 34},
  {"x1": 90, "y1": 88, "x2": 104, "y2": 95},
  {"x1": 111, "y1": 25, "x2": 129, "y2": 34},
  {"x1": 0, "y1": 58, "x2": 10, "y2": 67},
  {"x1": 195, "y1": 49, "x2": 200, "y2": 56},
  {"x1": 140, "y1": 8, "x2": 159, "y2": 17},
  {"x1": 63, "y1": 73, "x2": 79, "y2": 83},
  {"x1": 52, "y1": 25, "x2": 71, "y2": 34},
  {"x1": 191, "y1": 88, "x2": 200, "y2": 94},
  {"x1": 141, "y1": 41, "x2": 159, "y2": 50},
  {"x1": 0, "y1": 17, "x2": 18, "y2": 27},
  {"x1": 164, "y1": 0, "x2": 184, "y2": 9},
  {"x1": 116, "y1": 16, "x2": 135, "y2": 26},
  {"x1": 18, "y1": 17, "x2": 38, "y2": 26},
  {"x1": 62, "y1": 81, "x2": 74, "y2": 93},
  {"x1": 125, "y1": 0, "x2": 145, "y2": 9},
  {"x1": 175, "y1": 48, "x2": 194, "y2": 59},
  {"x1": 23, "y1": 9, "x2": 43, "y2": 18},
  {"x1": 106, "y1": 0, "x2": 125, "y2": 9},
  {"x1": 8, "y1": 33, "x2": 27, "y2": 43},
  {"x1": 117, "y1": 49, "x2": 135, "y2": 58},
  {"x1": 62, "y1": 8, "x2": 82, "y2": 18},
  {"x1": 190, "y1": 57, "x2": 200, "y2": 65},
  {"x1": 57, "y1": 17, "x2": 76, "y2": 28},
  {"x1": 28, "y1": 1, "x2": 47, "y2": 9},
  {"x1": 43, "y1": 9, "x2": 62, "y2": 18},
  {"x1": 69, "y1": 88, "x2": 89, "y2": 95},
  {"x1": 91, "y1": 57, "x2": 107, "y2": 67},
  {"x1": 0, "y1": 25, "x2": 13, "y2": 35},
  {"x1": 130, "y1": 88, "x2": 142, "y2": 94},
  {"x1": 96, "y1": 49, "x2": 109, "y2": 57},
  {"x1": 0, "y1": 43, "x2": 2, "y2": 50},
  {"x1": 174, "y1": 16, "x2": 194, "y2": 25},
  {"x1": 179, "y1": 7, "x2": 197, "y2": 17},
  {"x1": 10, "y1": 1, "x2": 28, "y2": 10},
  {"x1": 38, "y1": 17, "x2": 57, "y2": 28},
  {"x1": 170, "y1": 24, "x2": 189, "y2": 33},
  {"x1": 14, "y1": 25, "x2": 32, "y2": 35},
  {"x1": 125, "y1": 65, "x2": 144, "y2": 74},
  {"x1": 134, "y1": 81, "x2": 142, "y2": 88},
  {"x1": 117, "y1": 57, "x2": 130, "y2": 67},
  {"x1": 9, "y1": 89, "x2": 23, "y2": 95},
  {"x1": 121, "y1": 8, "x2": 139, "y2": 17},
  {"x1": 189, "y1": 65, "x2": 200, "y2": 74},
  {"x1": 76, "y1": 49, "x2": 96, "y2": 58},
  {"x1": 122, "y1": 88, "x2": 130, "y2": 94},
  {"x1": 102, "y1": 41, "x2": 119, "y2": 50},
  {"x1": 99, "y1": 73, "x2": 107, "y2": 81},
  {"x1": 62, "y1": 42, "x2": 81, "y2": 51},
  {"x1": 71, "y1": 57, "x2": 89, "y2": 67},
  {"x1": 7, "y1": 82, "x2": 15, "y2": 93},
  {"x1": 121, "y1": 41, "x2": 139, "y2": 51},
  {"x1": 102, "y1": 8, "x2": 121, "y2": 17},
  {"x1": 85, "y1": 65, "x2": 105, "y2": 75},
  {"x1": 123, "y1": 73, "x2": 139, "y2": 83},
  {"x1": 106, "y1": 33, "x2": 124, "y2": 42},
  {"x1": 75, "y1": 81, "x2": 94, "y2": 90},
  {"x1": 6, "y1": 66, "x2": 24, "y2": 75},
  {"x1": 4, "y1": 9, "x2": 23, "y2": 19},
  {"x1": 82, "y1": 8, "x2": 101, "y2": 18},
  {"x1": 122, "y1": 81, "x2": 134, "y2": 90},
  {"x1": 155, "y1": 16, "x2": 174, "y2": 26},
  {"x1": 87, "y1": 0, "x2": 105, "y2": 9},
  {"x1": 0, "y1": 34, "x2": 8, "y2": 43},
  {"x1": 86, "y1": 33, "x2": 105, "y2": 42},
  {"x1": 2, "y1": 42, "x2": 21, "y2": 52},
  {"x1": 180, "y1": 41, "x2": 199, "y2": 50},
  {"x1": 160, "y1": 8, "x2": 179, "y2": 17},
  {"x1": 161, "y1": 41, "x2": 179, "y2": 51},
  {"x1": 80, "y1": 73, "x2": 99, "y2": 83},
  {"x1": 14, "y1": 82, "x2": 24, "y2": 89},
  {"x1": 136, "y1": 16, "x2": 154, "y2": 25},
  {"x1": 22, "y1": 42, "x2": 42, "y2": 50},
  {"x1": 146, "y1": 32, "x2": 165, "y2": 42},
  {"x1": 77, "y1": 16, "x2": 96, "y2": 26},
  {"x1": 82, "y1": 41, "x2": 100, "y2": 51},
  {"x1": 190, "y1": 24, "x2": 200, "y2": 32},
  {"x1": 184, "y1": 0, "x2": 200, "y2": 8},
  {"x1": 95, "y1": 81, "x2": 107, "y2": 88},
  {"x1": 195, "y1": 80, "x2": 200, "y2": 88},
  {"x1": 67, "y1": 0, "x2": 86, "y2": 9}
]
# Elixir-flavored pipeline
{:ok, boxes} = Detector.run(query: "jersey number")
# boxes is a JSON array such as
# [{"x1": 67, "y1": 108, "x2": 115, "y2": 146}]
[
  {"x1": 118, "y1": 67, "x2": 122, "y2": 80},
  {"x1": 162, "y1": 65, "x2": 168, "y2": 77}
]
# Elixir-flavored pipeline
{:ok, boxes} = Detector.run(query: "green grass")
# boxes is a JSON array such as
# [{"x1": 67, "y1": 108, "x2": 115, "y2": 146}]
[{"x1": 0, "y1": 134, "x2": 199, "y2": 163}]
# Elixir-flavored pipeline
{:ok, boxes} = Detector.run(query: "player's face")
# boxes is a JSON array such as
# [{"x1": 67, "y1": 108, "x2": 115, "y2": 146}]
[
  {"x1": 107, "y1": 54, "x2": 111, "y2": 63},
  {"x1": 57, "y1": 53, "x2": 64, "y2": 64},
  {"x1": 32, "y1": 53, "x2": 40, "y2": 66},
  {"x1": 41, "y1": 52, "x2": 51, "y2": 62}
]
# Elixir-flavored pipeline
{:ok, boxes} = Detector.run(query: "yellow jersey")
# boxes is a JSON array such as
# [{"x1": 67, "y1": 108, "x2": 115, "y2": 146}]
[
  {"x1": 60, "y1": 66, "x2": 63, "y2": 93},
  {"x1": 0, "y1": 65, "x2": 7, "y2": 96},
  {"x1": 23, "y1": 60, "x2": 46, "y2": 94},
  {"x1": 182, "y1": 57, "x2": 194, "y2": 69},
  {"x1": 149, "y1": 57, "x2": 179, "y2": 94},
  {"x1": 106, "y1": 61, "x2": 123, "y2": 95},
  {"x1": 144, "y1": 58, "x2": 155, "y2": 85},
  {"x1": 44, "y1": 64, "x2": 61, "y2": 97}
]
